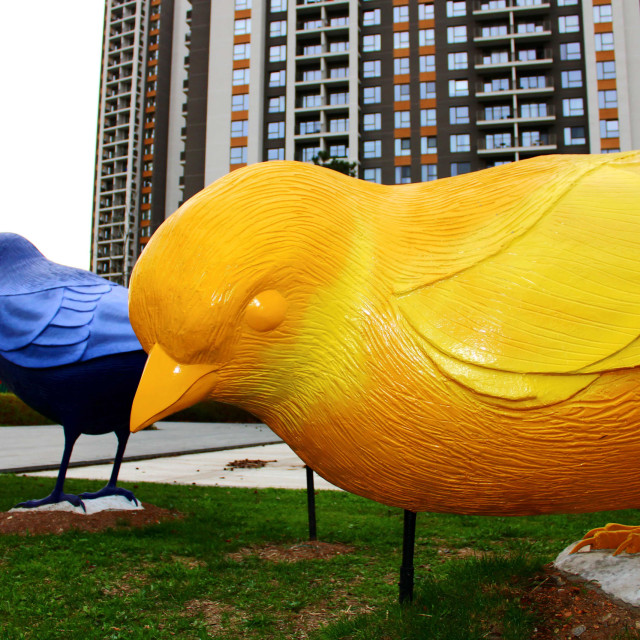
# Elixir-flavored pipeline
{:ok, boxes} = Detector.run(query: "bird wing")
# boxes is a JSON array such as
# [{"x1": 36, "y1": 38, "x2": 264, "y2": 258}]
[{"x1": 395, "y1": 152, "x2": 640, "y2": 407}]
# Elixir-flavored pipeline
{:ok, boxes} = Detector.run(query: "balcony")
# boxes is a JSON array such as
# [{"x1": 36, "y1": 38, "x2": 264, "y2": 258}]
[
  {"x1": 476, "y1": 77, "x2": 553, "y2": 98},
  {"x1": 475, "y1": 48, "x2": 552, "y2": 69},
  {"x1": 478, "y1": 133, "x2": 557, "y2": 153},
  {"x1": 474, "y1": 22, "x2": 551, "y2": 43},
  {"x1": 296, "y1": 17, "x2": 349, "y2": 33},
  {"x1": 477, "y1": 104, "x2": 555, "y2": 125},
  {"x1": 473, "y1": 0, "x2": 550, "y2": 16}
]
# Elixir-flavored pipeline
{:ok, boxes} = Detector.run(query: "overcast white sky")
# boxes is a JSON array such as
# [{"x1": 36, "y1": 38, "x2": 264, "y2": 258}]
[{"x1": 0, "y1": 1, "x2": 105, "y2": 270}]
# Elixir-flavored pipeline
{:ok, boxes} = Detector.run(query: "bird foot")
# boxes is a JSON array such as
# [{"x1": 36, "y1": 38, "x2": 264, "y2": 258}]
[
  {"x1": 79, "y1": 486, "x2": 139, "y2": 506},
  {"x1": 15, "y1": 492, "x2": 86, "y2": 512},
  {"x1": 571, "y1": 523, "x2": 640, "y2": 555}
]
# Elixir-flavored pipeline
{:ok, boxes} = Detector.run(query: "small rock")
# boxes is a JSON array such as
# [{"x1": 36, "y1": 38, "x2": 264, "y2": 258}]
[{"x1": 572, "y1": 625, "x2": 587, "y2": 637}]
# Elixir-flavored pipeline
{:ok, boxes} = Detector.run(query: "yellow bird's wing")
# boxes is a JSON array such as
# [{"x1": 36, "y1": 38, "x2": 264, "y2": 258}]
[{"x1": 395, "y1": 152, "x2": 640, "y2": 407}]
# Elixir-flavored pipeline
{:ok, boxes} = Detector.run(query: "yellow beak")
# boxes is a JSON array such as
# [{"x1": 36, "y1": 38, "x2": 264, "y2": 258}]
[{"x1": 130, "y1": 344, "x2": 219, "y2": 432}]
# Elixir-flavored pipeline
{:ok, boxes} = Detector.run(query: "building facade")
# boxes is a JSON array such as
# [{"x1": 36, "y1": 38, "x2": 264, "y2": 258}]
[{"x1": 91, "y1": 0, "x2": 640, "y2": 284}]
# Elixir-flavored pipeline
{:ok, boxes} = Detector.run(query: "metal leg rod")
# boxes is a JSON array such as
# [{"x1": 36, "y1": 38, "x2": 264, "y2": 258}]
[
  {"x1": 306, "y1": 466, "x2": 317, "y2": 541},
  {"x1": 399, "y1": 509, "x2": 417, "y2": 604}
]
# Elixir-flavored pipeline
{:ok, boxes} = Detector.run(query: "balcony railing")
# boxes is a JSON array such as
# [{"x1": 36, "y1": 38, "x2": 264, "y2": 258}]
[
  {"x1": 478, "y1": 133, "x2": 557, "y2": 152},
  {"x1": 474, "y1": 22, "x2": 551, "y2": 41},
  {"x1": 475, "y1": 48, "x2": 552, "y2": 67}
]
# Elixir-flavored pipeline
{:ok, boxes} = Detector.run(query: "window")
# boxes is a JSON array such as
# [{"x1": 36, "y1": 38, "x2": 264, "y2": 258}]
[
  {"x1": 448, "y1": 52, "x2": 468, "y2": 70},
  {"x1": 303, "y1": 44, "x2": 322, "y2": 55},
  {"x1": 235, "y1": 0, "x2": 251, "y2": 8},
  {"x1": 451, "y1": 162, "x2": 471, "y2": 176},
  {"x1": 521, "y1": 131, "x2": 547, "y2": 147},
  {"x1": 233, "y1": 43, "x2": 250, "y2": 60},
  {"x1": 559, "y1": 15, "x2": 579, "y2": 33},
  {"x1": 363, "y1": 113, "x2": 381, "y2": 130},
  {"x1": 449, "y1": 79, "x2": 468, "y2": 97},
  {"x1": 560, "y1": 42, "x2": 581, "y2": 60},
  {"x1": 269, "y1": 45, "x2": 286, "y2": 62},
  {"x1": 363, "y1": 168, "x2": 381, "y2": 184},
  {"x1": 329, "y1": 91, "x2": 349, "y2": 105},
  {"x1": 394, "y1": 84, "x2": 410, "y2": 101},
  {"x1": 518, "y1": 75, "x2": 545, "y2": 89},
  {"x1": 230, "y1": 146, "x2": 247, "y2": 164},
  {"x1": 518, "y1": 49, "x2": 537, "y2": 61},
  {"x1": 600, "y1": 119, "x2": 619, "y2": 138},
  {"x1": 268, "y1": 96, "x2": 285, "y2": 112},
  {"x1": 563, "y1": 98, "x2": 584, "y2": 117},
  {"x1": 561, "y1": 69, "x2": 582, "y2": 88},
  {"x1": 595, "y1": 32, "x2": 614, "y2": 51},
  {"x1": 395, "y1": 138, "x2": 411, "y2": 156},
  {"x1": 564, "y1": 126, "x2": 586, "y2": 145},
  {"x1": 420, "y1": 55, "x2": 435, "y2": 72},
  {"x1": 329, "y1": 41, "x2": 349, "y2": 53},
  {"x1": 593, "y1": 4, "x2": 612, "y2": 23},
  {"x1": 267, "y1": 121, "x2": 285, "y2": 139},
  {"x1": 419, "y1": 29, "x2": 435, "y2": 46},
  {"x1": 363, "y1": 140, "x2": 382, "y2": 158},
  {"x1": 596, "y1": 60, "x2": 616, "y2": 80},
  {"x1": 421, "y1": 82, "x2": 436, "y2": 99},
  {"x1": 269, "y1": 70, "x2": 286, "y2": 87},
  {"x1": 483, "y1": 50, "x2": 509, "y2": 64},
  {"x1": 449, "y1": 106, "x2": 469, "y2": 124},
  {"x1": 447, "y1": 1, "x2": 466, "y2": 17},
  {"x1": 270, "y1": 0, "x2": 286, "y2": 11},
  {"x1": 234, "y1": 18, "x2": 251, "y2": 35},
  {"x1": 329, "y1": 118, "x2": 349, "y2": 133},
  {"x1": 447, "y1": 26, "x2": 467, "y2": 43},
  {"x1": 422, "y1": 164, "x2": 437, "y2": 181},
  {"x1": 329, "y1": 144, "x2": 348, "y2": 158},
  {"x1": 421, "y1": 136, "x2": 437, "y2": 154},
  {"x1": 421, "y1": 108, "x2": 436, "y2": 126},
  {"x1": 363, "y1": 60, "x2": 381, "y2": 77},
  {"x1": 520, "y1": 103, "x2": 547, "y2": 118},
  {"x1": 302, "y1": 69, "x2": 320, "y2": 82},
  {"x1": 557, "y1": 0, "x2": 577, "y2": 4},
  {"x1": 394, "y1": 57, "x2": 410, "y2": 75},
  {"x1": 363, "y1": 86, "x2": 381, "y2": 104},
  {"x1": 482, "y1": 24, "x2": 508, "y2": 37},
  {"x1": 231, "y1": 93, "x2": 249, "y2": 111},
  {"x1": 450, "y1": 133, "x2": 470, "y2": 152},
  {"x1": 394, "y1": 31, "x2": 410, "y2": 49},
  {"x1": 267, "y1": 148, "x2": 285, "y2": 161},
  {"x1": 396, "y1": 166, "x2": 412, "y2": 184},
  {"x1": 232, "y1": 68, "x2": 250, "y2": 86},
  {"x1": 231, "y1": 120, "x2": 248, "y2": 137},
  {"x1": 598, "y1": 90, "x2": 618, "y2": 110},
  {"x1": 363, "y1": 9, "x2": 380, "y2": 26},
  {"x1": 299, "y1": 120, "x2": 320, "y2": 135},
  {"x1": 270, "y1": 20, "x2": 287, "y2": 37},
  {"x1": 393, "y1": 6, "x2": 409, "y2": 22},
  {"x1": 363, "y1": 34, "x2": 381, "y2": 51},
  {"x1": 301, "y1": 146, "x2": 320, "y2": 163},
  {"x1": 395, "y1": 111, "x2": 411, "y2": 128},
  {"x1": 330, "y1": 66, "x2": 349, "y2": 78},
  {"x1": 419, "y1": 3, "x2": 435, "y2": 19}
]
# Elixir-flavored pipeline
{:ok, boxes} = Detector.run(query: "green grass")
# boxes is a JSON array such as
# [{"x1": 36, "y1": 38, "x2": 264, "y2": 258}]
[{"x1": 1, "y1": 474, "x2": 640, "y2": 639}]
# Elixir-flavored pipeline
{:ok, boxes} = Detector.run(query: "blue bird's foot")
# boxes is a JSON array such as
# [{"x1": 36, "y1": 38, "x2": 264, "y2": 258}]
[
  {"x1": 15, "y1": 492, "x2": 86, "y2": 512},
  {"x1": 79, "y1": 486, "x2": 139, "y2": 506}
]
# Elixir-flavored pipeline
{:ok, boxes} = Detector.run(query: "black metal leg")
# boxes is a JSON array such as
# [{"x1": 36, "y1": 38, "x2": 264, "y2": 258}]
[
  {"x1": 306, "y1": 465, "x2": 317, "y2": 541},
  {"x1": 107, "y1": 429, "x2": 130, "y2": 488},
  {"x1": 399, "y1": 509, "x2": 417, "y2": 604}
]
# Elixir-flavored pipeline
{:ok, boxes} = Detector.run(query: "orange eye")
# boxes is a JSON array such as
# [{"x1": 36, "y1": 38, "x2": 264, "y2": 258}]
[{"x1": 245, "y1": 290, "x2": 288, "y2": 332}]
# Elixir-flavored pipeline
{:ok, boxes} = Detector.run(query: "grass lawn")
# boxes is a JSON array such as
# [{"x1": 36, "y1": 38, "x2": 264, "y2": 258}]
[{"x1": 1, "y1": 474, "x2": 639, "y2": 639}]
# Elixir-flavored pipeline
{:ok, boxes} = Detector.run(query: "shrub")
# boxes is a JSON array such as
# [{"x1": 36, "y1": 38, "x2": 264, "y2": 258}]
[{"x1": 0, "y1": 393, "x2": 55, "y2": 426}]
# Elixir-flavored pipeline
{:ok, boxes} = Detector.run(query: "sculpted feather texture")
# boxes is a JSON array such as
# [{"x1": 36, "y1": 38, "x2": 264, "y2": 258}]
[{"x1": 129, "y1": 152, "x2": 640, "y2": 515}]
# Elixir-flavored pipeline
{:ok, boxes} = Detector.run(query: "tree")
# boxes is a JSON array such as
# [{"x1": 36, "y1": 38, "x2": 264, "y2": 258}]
[{"x1": 311, "y1": 150, "x2": 357, "y2": 177}]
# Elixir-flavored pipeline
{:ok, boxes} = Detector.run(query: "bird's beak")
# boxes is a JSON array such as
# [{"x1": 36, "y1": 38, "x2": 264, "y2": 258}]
[{"x1": 130, "y1": 344, "x2": 219, "y2": 432}]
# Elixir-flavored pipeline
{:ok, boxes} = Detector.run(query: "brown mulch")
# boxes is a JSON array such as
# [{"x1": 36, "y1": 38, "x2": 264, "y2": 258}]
[
  {"x1": 0, "y1": 502, "x2": 182, "y2": 535},
  {"x1": 224, "y1": 458, "x2": 277, "y2": 470},
  {"x1": 227, "y1": 540, "x2": 355, "y2": 563}
]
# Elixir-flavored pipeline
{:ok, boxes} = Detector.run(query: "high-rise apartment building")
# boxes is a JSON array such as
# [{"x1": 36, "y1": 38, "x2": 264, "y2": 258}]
[{"x1": 92, "y1": 0, "x2": 640, "y2": 284}]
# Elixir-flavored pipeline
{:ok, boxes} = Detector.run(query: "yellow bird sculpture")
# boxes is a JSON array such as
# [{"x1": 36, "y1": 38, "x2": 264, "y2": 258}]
[{"x1": 129, "y1": 152, "x2": 640, "y2": 554}]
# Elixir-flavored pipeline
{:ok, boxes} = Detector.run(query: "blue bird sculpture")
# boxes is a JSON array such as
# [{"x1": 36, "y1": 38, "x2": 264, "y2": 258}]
[{"x1": 0, "y1": 233, "x2": 147, "y2": 510}]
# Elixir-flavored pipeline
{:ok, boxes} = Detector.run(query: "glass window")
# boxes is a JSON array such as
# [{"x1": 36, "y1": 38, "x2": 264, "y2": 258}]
[
  {"x1": 419, "y1": 29, "x2": 435, "y2": 46},
  {"x1": 561, "y1": 69, "x2": 582, "y2": 88},
  {"x1": 450, "y1": 133, "x2": 471, "y2": 152},
  {"x1": 363, "y1": 34, "x2": 381, "y2": 51},
  {"x1": 560, "y1": 42, "x2": 581, "y2": 60},
  {"x1": 595, "y1": 32, "x2": 614, "y2": 51},
  {"x1": 363, "y1": 168, "x2": 382, "y2": 183},
  {"x1": 268, "y1": 96, "x2": 285, "y2": 112},
  {"x1": 448, "y1": 79, "x2": 468, "y2": 97},
  {"x1": 558, "y1": 0, "x2": 577, "y2": 4},
  {"x1": 596, "y1": 60, "x2": 616, "y2": 80},
  {"x1": 363, "y1": 60, "x2": 381, "y2": 78},
  {"x1": 449, "y1": 106, "x2": 469, "y2": 124},
  {"x1": 363, "y1": 86, "x2": 381, "y2": 104},
  {"x1": 447, "y1": 26, "x2": 467, "y2": 43},
  {"x1": 269, "y1": 45, "x2": 286, "y2": 62},
  {"x1": 419, "y1": 3, "x2": 434, "y2": 19},
  {"x1": 421, "y1": 164, "x2": 437, "y2": 181},
  {"x1": 421, "y1": 108, "x2": 436, "y2": 126},
  {"x1": 329, "y1": 91, "x2": 349, "y2": 105},
  {"x1": 421, "y1": 81, "x2": 436, "y2": 99},
  {"x1": 393, "y1": 6, "x2": 409, "y2": 22},
  {"x1": 396, "y1": 166, "x2": 412, "y2": 184},
  {"x1": 448, "y1": 52, "x2": 468, "y2": 70},
  {"x1": 363, "y1": 113, "x2": 381, "y2": 130},
  {"x1": 600, "y1": 119, "x2": 619, "y2": 138},
  {"x1": 329, "y1": 117, "x2": 349, "y2": 133},
  {"x1": 270, "y1": 20, "x2": 287, "y2": 37},
  {"x1": 329, "y1": 144, "x2": 348, "y2": 158},
  {"x1": 363, "y1": 9, "x2": 381, "y2": 26},
  {"x1": 267, "y1": 121, "x2": 285, "y2": 139},
  {"x1": 446, "y1": 1, "x2": 466, "y2": 17},
  {"x1": 394, "y1": 84, "x2": 411, "y2": 101},
  {"x1": 520, "y1": 102, "x2": 547, "y2": 118},
  {"x1": 363, "y1": 140, "x2": 382, "y2": 158},
  {"x1": 299, "y1": 120, "x2": 320, "y2": 135},
  {"x1": 395, "y1": 111, "x2": 411, "y2": 128},
  {"x1": 564, "y1": 126, "x2": 586, "y2": 145},
  {"x1": 598, "y1": 89, "x2": 618, "y2": 109},
  {"x1": 232, "y1": 68, "x2": 250, "y2": 86},
  {"x1": 394, "y1": 57, "x2": 410, "y2": 75},
  {"x1": 233, "y1": 43, "x2": 251, "y2": 60},
  {"x1": 270, "y1": 0, "x2": 286, "y2": 12},
  {"x1": 231, "y1": 93, "x2": 249, "y2": 111},
  {"x1": 329, "y1": 66, "x2": 349, "y2": 78},
  {"x1": 235, "y1": 0, "x2": 251, "y2": 8},
  {"x1": 394, "y1": 32, "x2": 410, "y2": 49},
  {"x1": 301, "y1": 146, "x2": 320, "y2": 162},
  {"x1": 593, "y1": 4, "x2": 612, "y2": 22},
  {"x1": 451, "y1": 162, "x2": 471, "y2": 176},
  {"x1": 234, "y1": 18, "x2": 251, "y2": 35},
  {"x1": 329, "y1": 41, "x2": 349, "y2": 53},
  {"x1": 420, "y1": 55, "x2": 435, "y2": 72},
  {"x1": 421, "y1": 136, "x2": 437, "y2": 154},
  {"x1": 230, "y1": 146, "x2": 247, "y2": 164},
  {"x1": 484, "y1": 105, "x2": 511, "y2": 120},
  {"x1": 269, "y1": 70, "x2": 286, "y2": 87},
  {"x1": 518, "y1": 75, "x2": 545, "y2": 89},
  {"x1": 559, "y1": 15, "x2": 579, "y2": 33},
  {"x1": 231, "y1": 120, "x2": 248, "y2": 137},
  {"x1": 267, "y1": 148, "x2": 285, "y2": 161},
  {"x1": 562, "y1": 97, "x2": 584, "y2": 117},
  {"x1": 395, "y1": 138, "x2": 411, "y2": 156}
]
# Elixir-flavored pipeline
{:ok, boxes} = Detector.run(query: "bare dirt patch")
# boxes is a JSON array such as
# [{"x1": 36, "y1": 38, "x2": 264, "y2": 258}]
[
  {"x1": 227, "y1": 540, "x2": 355, "y2": 563},
  {"x1": 224, "y1": 458, "x2": 277, "y2": 470},
  {"x1": 0, "y1": 502, "x2": 182, "y2": 535}
]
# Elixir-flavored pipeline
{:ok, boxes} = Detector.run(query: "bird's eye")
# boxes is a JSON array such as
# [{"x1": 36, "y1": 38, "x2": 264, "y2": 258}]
[{"x1": 245, "y1": 290, "x2": 288, "y2": 332}]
